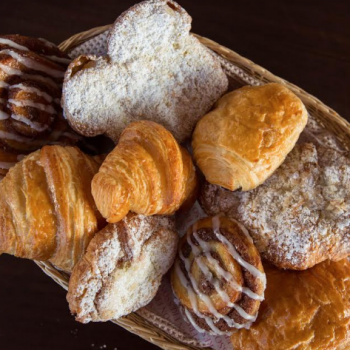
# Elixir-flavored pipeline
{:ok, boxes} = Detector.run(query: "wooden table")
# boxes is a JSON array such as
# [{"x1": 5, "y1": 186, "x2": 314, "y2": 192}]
[{"x1": 0, "y1": 1, "x2": 349, "y2": 349}]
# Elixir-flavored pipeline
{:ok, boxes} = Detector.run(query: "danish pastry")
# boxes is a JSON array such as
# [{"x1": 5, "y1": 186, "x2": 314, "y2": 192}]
[
  {"x1": 200, "y1": 143, "x2": 350, "y2": 270},
  {"x1": 67, "y1": 213, "x2": 178, "y2": 323},
  {"x1": 171, "y1": 215, "x2": 266, "y2": 335},
  {"x1": 192, "y1": 83, "x2": 308, "y2": 191},
  {"x1": 0, "y1": 145, "x2": 105, "y2": 272},
  {"x1": 0, "y1": 34, "x2": 79, "y2": 167},
  {"x1": 92, "y1": 120, "x2": 198, "y2": 223},
  {"x1": 231, "y1": 259, "x2": 350, "y2": 350}
]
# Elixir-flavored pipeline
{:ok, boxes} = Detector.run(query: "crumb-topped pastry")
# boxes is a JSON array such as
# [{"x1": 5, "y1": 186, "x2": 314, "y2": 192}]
[
  {"x1": 62, "y1": 0, "x2": 228, "y2": 143},
  {"x1": 68, "y1": 213, "x2": 178, "y2": 323},
  {"x1": 200, "y1": 143, "x2": 350, "y2": 270}
]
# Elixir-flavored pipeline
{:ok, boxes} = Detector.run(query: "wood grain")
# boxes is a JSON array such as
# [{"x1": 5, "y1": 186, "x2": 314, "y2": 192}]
[{"x1": 0, "y1": 0, "x2": 349, "y2": 349}]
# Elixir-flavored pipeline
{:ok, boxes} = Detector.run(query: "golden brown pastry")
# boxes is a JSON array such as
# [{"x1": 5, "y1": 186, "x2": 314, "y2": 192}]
[
  {"x1": 92, "y1": 120, "x2": 198, "y2": 223},
  {"x1": 171, "y1": 215, "x2": 266, "y2": 335},
  {"x1": 231, "y1": 259, "x2": 350, "y2": 350},
  {"x1": 67, "y1": 213, "x2": 178, "y2": 323},
  {"x1": 0, "y1": 34, "x2": 79, "y2": 159},
  {"x1": 192, "y1": 83, "x2": 308, "y2": 191},
  {"x1": 0, "y1": 145, "x2": 105, "y2": 272},
  {"x1": 200, "y1": 143, "x2": 350, "y2": 270}
]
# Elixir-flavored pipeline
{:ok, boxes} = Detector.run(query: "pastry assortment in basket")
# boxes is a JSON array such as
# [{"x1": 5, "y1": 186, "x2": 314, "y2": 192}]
[{"x1": 1, "y1": 1, "x2": 350, "y2": 350}]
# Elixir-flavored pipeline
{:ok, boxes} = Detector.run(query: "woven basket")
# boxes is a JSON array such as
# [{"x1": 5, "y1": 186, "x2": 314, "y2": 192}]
[{"x1": 35, "y1": 25, "x2": 350, "y2": 350}]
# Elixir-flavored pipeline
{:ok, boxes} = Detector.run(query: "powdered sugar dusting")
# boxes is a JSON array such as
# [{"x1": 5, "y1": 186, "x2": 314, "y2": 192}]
[{"x1": 200, "y1": 143, "x2": 350, "y2": 270}]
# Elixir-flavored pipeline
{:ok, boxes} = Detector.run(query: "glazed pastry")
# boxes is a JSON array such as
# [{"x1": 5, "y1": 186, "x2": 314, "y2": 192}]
[
  {"x1": 92, "y1": 120, "x2": 198, "y2": 223},
  {"x1": 200, "y1": 143, "x2": 350, "y2": 270},
  {"x1": 192, "y1": 83, "x2": 308, "y2": 191},
  {"x1": 171, "y1": 215, "x2": 266, "y2": 335},
  {"x1": 0, "y1": 34, "x2": 79, "y2": 158},
  {"x1": 62, "y1": 0, "x2": 227, "y2": 143},
  {"x1": 0, "y1": 145, "x2": 105, "y2": 272},
  {"x1": 67, "y1": 213, "x2": 178, "y2": 323},
  {"x1": 231, "y1": 259, "x2": 350, "y2": 350}
]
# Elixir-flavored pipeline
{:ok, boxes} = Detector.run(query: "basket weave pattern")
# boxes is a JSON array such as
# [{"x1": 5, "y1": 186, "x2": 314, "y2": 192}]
[{"x1": 35, "y1": 25, "x2": 350, "y2": 350}]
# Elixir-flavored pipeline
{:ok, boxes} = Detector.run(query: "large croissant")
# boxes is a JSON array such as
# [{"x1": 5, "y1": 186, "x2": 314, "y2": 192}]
[
  {"x1": 92, "y1": 121, "x2": 198, "y2": 223},
  {"x1": 0, "y1": 145, "x2": 105, "y2": 272}
]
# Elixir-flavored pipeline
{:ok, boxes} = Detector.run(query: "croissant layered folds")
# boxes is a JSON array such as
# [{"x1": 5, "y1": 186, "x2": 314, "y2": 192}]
[
  {"x1": 171, "y1": 215, "x2": 266, "y2": 335},
  {"x1": 0, "y1": 35, "x2": 80, "y2": 175},
  {"x1": 92, "y1": 120, "x2": 198, "y2": 223},
  {"x1": 0, "y1": 145, "x2": 105, "y2": 272},
  {"x1": 192, "y1": 83, "x2": 308, "y2": 191}
]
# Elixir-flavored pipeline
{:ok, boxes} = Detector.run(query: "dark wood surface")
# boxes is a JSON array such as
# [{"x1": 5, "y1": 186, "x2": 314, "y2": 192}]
[{"x1": 0, "y1": 1, "x2": 349, "y2": 349}]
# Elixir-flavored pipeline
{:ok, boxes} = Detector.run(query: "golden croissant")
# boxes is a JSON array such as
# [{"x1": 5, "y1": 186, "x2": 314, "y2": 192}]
[
  {"x1": 92, "y1": 120, "x2": 198, "y2": 223},
  {"x1": 0, "y1": 145, "x2": 105, "y2": 272}
]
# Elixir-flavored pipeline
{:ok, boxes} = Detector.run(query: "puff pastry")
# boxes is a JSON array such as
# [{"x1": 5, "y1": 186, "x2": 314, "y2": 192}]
[
  {"x1": 192, "y1": 83, "x2": 308, "y2": 191},
  {"x1": 92, "y1": 120, "x2": 198, "y2": 223},
  {"x1": 200, "y1": 143, "x2": 350, "y2": 270},
  {"x1": 171, "y1": 215, "x2": 266, "y2": 335},
  {"x1": 67, "y1": 213, "x2": 178, "y2": 323},
  {"x1": 0, "y1": 145, "x2": 105, "y2": 272},
  {"x1": 231, "y1": 259, "x2": 350, "y2": 350}
]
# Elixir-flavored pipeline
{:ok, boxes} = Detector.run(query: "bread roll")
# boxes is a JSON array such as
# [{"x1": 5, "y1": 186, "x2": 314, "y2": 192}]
[{"x1": 192, "y1": 83, "x2": 308, "y2": 191}]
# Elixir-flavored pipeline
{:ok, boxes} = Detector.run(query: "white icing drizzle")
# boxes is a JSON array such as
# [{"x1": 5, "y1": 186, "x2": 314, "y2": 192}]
[
  {"x1": 0, "y1": 130, "x2": 31, "y2": 142},
  {"x1": 0, "y1": 81, "x2": 9, "y2": 89},
  {"x1": 11, "y1": 83, "x2": 53, "y2": 102},
  {"x1": 0, "y1": 49, "x2": 64, "y2": 78},
  {"x1": 175, "y1": 261, "x2": 228, "y2": 335},
  {"x1": 11, "y1": 114, "x2": 48, "y2": 132},
  {"x1": 0, "y1": 161, "x2": 16, "y2": 169},
  {"x1": 8, "y1": 99, "x2": 56, "y2": 114},
  {"x1": 176, "y1": 215, "x2": 267, "y2": 334},
  {"x1": 0, "y1": 110, "x2": 9, "y2": 120},
  {"x1": 38, "y1": 38, "x2": 56, "y2": 48},
  {"x1": 192, "y1": 231, "x2": 264, "y2": 301},
  {"x1": 0, "y1": 63, "x2": 59, "y2": 88},
  {"x1": 212, "y1": 215, "x2": 266, "y2": 289},
  {"x1": 44, "y1": 55, "x2": 71, "y2": 65},
  {"x1": 0, "y1": 38, "x2": 29, "y2": 51}
]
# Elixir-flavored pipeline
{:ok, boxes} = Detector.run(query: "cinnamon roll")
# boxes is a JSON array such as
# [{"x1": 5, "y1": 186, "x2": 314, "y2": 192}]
[
  {"x1": 0, "y1": 35, "x2": 81, "y2": 174},
  {"x1": 171, "y1": 215, "x2": 266, "y2": 335}
]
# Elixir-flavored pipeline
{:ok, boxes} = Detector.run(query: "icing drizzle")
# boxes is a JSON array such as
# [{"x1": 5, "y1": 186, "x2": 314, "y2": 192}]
[{"x1": 176, "y1": 215, "x2": 266, "y2": 335}]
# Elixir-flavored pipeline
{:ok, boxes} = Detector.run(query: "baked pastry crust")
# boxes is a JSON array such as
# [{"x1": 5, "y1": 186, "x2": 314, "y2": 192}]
[
  {"x1": 67, "y1": 213, "x2": 178, "y2": 323},
  {"x1": 192, "y1": 83, "x2": 308, "y2": 191},
  {"x1": 0, "y1": 145, "x2": 104, "y2": 272},
  {"x1": 92, "y1": 120, "x2": 198, "y2": 223},
  {"x1": 171, "y1": 215, "x2": 266, "y2": 335},
  {"x1": 200, "y1": 143, "x2": 350, "y2": 270},
  {"x1": 231, "y1": 259, "x2": 350, "y2": 350}
]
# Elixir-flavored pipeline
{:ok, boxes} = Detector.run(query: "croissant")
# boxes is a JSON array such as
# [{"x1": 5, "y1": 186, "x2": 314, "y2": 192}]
[
  {"x1": 192, "y1": 83, "x2": 308, "y2": 191},
  {"x1": 171, "y1": 215, "x2": 266, "y2": 335},
  {"x1": 92, "y1": 120, "x2": 198, "y2": 223},
  {"x1": 0, "y1": 35, "x2": 80, "y2": 164},
  {"x1": 0, "y1": 145, "x2": 105, "y2": 272}
]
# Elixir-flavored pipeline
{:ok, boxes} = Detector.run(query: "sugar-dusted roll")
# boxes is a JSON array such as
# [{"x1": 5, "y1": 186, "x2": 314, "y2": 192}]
[
  {"x1": 192, "y1": 83, "x2": 308, "y2": 191},
  {"x1": 171, "y1": 215, "x2": 266, "y2": 335},
  {"x1": 67, "y1": 213, "x2": 178, "y2": 323}
]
